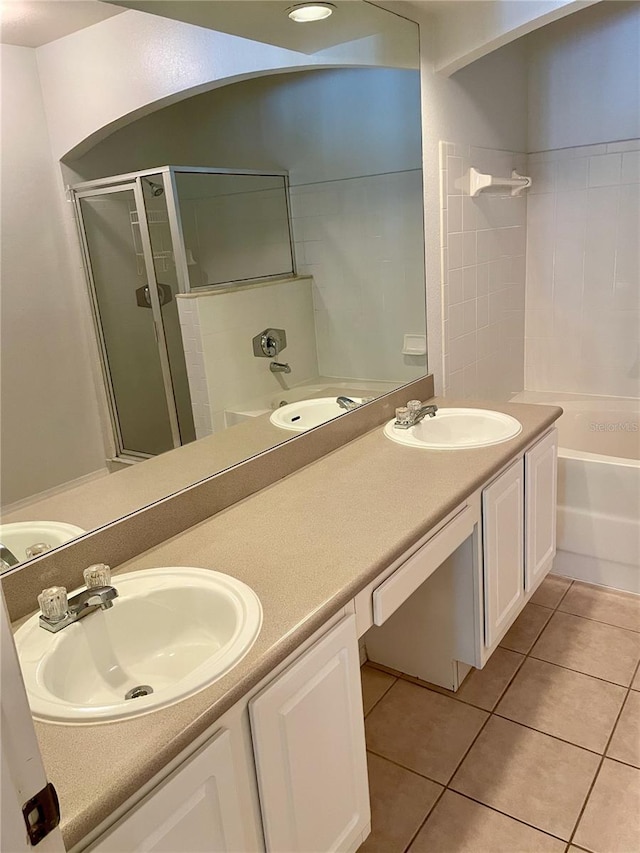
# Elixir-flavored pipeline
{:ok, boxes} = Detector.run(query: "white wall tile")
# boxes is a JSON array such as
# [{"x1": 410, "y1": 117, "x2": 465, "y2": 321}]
[
  {"x1": 621, "y1": 151, "x2": 640, "y2": 183},
  {"x1": 440, "y1": 142, "x2": 526, "y2": 399},
  {"x1": 607, "y1": 140, "x2": 640, "y2": 154},
  {"x1": 588, "y1": 153, "x2": 622, "y2": 187},
  {"x1": 525, "y1": 139, "x2": 640, "y2": 397},
  {"x1": 556, "y1": 157, "x2": 588, "y2": 191}
]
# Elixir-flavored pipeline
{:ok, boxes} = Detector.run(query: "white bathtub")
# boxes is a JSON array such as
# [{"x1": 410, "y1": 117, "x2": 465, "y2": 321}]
[{"x1": 512, "y1": 392, "x2": 640, "y2": 593}]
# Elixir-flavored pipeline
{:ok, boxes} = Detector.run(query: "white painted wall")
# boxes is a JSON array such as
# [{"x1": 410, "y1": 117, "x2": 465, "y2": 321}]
[
  {"x1": 528, "y1": 1, "x2": 640, "y2": 151},
  {"x1": 419, "y1": 37, "x2": 529, "y2": 394},
  {"x1": 67, "y1": 68, "x2": 423, "y2": 185},
  {"x1": 36, "y1": 9, "x2": 417, "y2": 161},
  {"x1": 178, "y1": 278, "x2": 318, "y2": 436},
  {"x1": 68, "y1": 67, "x2": 426, "y2": 387},
  {"x1": 428, "y1": 0, "x2": 599, "y2": 76},
  {"x1": 524, "y1": 1, "x2": 640, "y2": 399},
  {"x1": 0, "y1": 45, "x2": 106, "y2": 508}
]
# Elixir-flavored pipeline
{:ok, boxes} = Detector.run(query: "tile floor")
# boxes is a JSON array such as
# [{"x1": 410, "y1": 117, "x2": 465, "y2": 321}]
[{"x1": 359, "y1": 574, "x2": 640, "y2": 853}]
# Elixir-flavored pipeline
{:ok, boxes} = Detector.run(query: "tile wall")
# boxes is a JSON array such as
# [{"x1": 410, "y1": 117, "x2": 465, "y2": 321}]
[
  {"x1": 290, "y1": 171, "x2": 427, "y2": 384},
  {"x1": 440, "y1": 143, "x2": 528, "y2": 399},
  {"x1": 177, "y1": 276, "x2": 318, "y2": 438},
  {"x1": 525, "y1": 140, "x2": 640, "y2": 398}
]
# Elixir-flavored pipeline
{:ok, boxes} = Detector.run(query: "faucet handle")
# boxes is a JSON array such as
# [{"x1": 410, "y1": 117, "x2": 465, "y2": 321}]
[
  {"x1": 38, "y1": 586, "x2": 68, "y2": 622},
  {"x1": 83, "y1": 564, "x2": 111, "y2": 588},
  {"x1": 407, "y1": 400, "x2": 422, "y2": 414}
]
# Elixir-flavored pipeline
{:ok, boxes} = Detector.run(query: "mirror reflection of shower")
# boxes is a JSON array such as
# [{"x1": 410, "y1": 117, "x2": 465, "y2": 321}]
[
  {"x1": 71, "y1": 167, "x2": 294, "y2": 462},
  {"x1": 143, "y1": 179, "x2": 164, "y2": 197}
]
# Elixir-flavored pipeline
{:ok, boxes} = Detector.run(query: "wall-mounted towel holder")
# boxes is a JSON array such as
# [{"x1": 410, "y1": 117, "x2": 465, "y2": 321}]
[{"x1": 469, "y1": 167, "x2": 532, "y2": 197}]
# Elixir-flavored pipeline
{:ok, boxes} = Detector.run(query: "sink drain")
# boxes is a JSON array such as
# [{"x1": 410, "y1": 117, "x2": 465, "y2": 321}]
[{"x1": 125, "y1": 685, "x2": 154, "y2": 700}]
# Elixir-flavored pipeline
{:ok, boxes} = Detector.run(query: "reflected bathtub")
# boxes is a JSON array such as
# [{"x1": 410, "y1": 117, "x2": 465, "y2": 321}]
[{"x1": 512, "y1": 392, "x2": 640, "y2": 593}]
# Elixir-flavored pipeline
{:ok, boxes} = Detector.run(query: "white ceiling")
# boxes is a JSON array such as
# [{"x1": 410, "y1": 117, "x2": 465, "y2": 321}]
[
  {"x1": 0, "y1": 0, "x2": 125, "y2": 47},
  {"x1": 106, "y1": 0, "x2": 418, "y2": 54},
  {"x1": 0, "y1": 0, "x2": 431, "y2": 52}
]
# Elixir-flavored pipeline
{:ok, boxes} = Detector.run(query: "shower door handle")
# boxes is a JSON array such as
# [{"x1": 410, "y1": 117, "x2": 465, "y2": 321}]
[{"x1": 135, "y1": 283, "x2": 173, "y2": 309}]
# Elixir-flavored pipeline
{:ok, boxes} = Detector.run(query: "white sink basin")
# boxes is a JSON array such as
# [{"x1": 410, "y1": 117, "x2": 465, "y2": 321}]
[
  {"x1": 270, "y1": 397, "x2": 364, "y2": 432},
  {"x1": 14, "y1": 567, "x2": 262, "y2": 724},
  {"x1": 383, "y1": 408, "x2": 522, "y2": 449},
  {"x1": 0, "y1": 521, "x2": 85, "y2": 567}
]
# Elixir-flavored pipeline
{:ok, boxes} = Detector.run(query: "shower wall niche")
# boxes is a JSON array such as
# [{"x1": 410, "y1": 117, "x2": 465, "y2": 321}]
[{"x1": 72, "y1": 166, "x2": 295, "y2": 461}]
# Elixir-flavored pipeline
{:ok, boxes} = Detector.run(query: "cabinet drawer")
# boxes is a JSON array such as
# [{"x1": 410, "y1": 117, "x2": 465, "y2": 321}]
[{"x1": 373, "y1": 502, "x2": 475, "y2": 626}]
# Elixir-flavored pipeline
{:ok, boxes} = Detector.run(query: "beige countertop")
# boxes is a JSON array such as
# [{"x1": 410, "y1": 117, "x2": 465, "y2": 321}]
[
  {"x1": 26, "y1": 399, "x2": 561, "y2": 849},
  {"x1": 2, "y1": 385, "x2": 389, "y2": 535}
]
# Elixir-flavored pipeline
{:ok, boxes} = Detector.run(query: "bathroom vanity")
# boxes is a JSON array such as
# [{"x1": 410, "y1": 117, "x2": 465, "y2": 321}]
[{"x1": 6, "y1": 399, "x2": 561, "y2": 853}]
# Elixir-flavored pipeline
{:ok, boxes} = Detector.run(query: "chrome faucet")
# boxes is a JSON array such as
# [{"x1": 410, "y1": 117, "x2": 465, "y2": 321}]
[
  {"x1": 270, "y1": 361, "x2": 291, "y2": 374},
  {"x1": 394, "y1": 400, "x2": 439, "y2": 429},
  {"x1": 0, "y1": 543, "x2": 19, "y2": 569},
  {"x1": 336, "y1": 396, "x2": 359, "y2": 411},
  {"x1": 38, "y1": 564, "x2": 118, "y2": 633}
]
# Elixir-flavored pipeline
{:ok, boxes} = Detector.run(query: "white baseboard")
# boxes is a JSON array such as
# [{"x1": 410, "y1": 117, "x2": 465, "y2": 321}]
[{"x1": 1, "y1": 467, "x2": 109, "y2": 516}]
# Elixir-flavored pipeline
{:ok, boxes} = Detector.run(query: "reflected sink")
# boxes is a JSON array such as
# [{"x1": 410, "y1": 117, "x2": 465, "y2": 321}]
[
  {"x1": 14, "y1": 567, "x2": 262, "y2": 724},
  {"x1": 270, "y1": 397, "x2": 365, "y2": 432},
  {"x1": 383, "y1": 408, "x2": 522, "y2": 449},
  {"x1": 0, "y1": 521, "x2": 86, "y2": 566}
]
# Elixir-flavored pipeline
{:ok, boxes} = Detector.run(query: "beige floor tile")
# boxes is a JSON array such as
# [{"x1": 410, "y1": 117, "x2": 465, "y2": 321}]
[
  {"x1": 359, "y1": 753, "x2": 442, "y2": 853},
  {"x1": 365, "y1": 679, "x2": 488, "y2": 784},
  {"x1": 559, "y1": 581, "x2": 640, "y2": 633},
  {"x1": 530, "y1": 574, "x2": 573, "y2": 610},
  {"x1": 361, "y1": 665, "x2": 396, "y2": 715},
  {"x1": 495, "y1": 657, "x2": 626, "y2": 752},
  {"x1": 607, "y1": 690, "x2": 640, "y2": 768},
  {"x1": 499, "y1": 603, "x2": 553, "y2": 653},
  {"x1": 531, "y1": 611, "x2": 640, "y2": 686},
  {"x1": 455, "y1": 648, "x2": 525, "y2": 711},
  {"x1": 408, "y1": 791, "x2": 566, "y2": 853},
  {"x1": 574, "y1": 759, "x2": 640, "y2": 853},
  {"x1": 633, "y1": 667, "x2": 640, "y2": 691},
  {"x1": 450, "y1": 716, "x2": 600, "y2": 840}
]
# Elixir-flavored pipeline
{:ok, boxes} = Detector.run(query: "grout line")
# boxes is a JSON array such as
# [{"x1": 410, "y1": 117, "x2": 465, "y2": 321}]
[
  {"x1": 490, "y1": 710, "x2": 609, "y2": 757},
  {"x1": 566, "y1": 656, "x2": 640, "y2": 848},
  {"x1": 527, "y1": 651, "x2": 636, "y2": 688},
  {"x1": 519, "y1": 653, "x2": 634, "y2": 689},
  {"x1": 445, "y1": 790, "x2": 570, "y2": 846},
  {"x1": 400, "y1": 711, "x2": 495, "y2": 853},
  {"x1": 363, "y1": 580, "x2": 640, "y2": 850},
  {"x1": 605, "y1": 753, "x2": 640, "y2": 772},
  {"x1": 364, "y1": 746, "x2": 445, "y2": 789},
  {"x1": 553, "y1": 578, "x2": 574, "y2": 610},
  {"x1": 361, "y1": 670, "x2": 397, "y2": 719},
  {"x1": 555, "y1": 606, "x2": 640, "y2": 635}
]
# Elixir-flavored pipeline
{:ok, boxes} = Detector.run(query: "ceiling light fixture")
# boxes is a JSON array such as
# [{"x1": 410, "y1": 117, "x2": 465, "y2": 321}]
[{"x1": 287, "y1": 3, "x2": 335, "y2": 23}]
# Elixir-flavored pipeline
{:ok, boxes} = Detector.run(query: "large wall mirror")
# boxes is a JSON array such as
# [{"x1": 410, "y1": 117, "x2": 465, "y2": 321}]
[{"x1": 0, "y1": 0, "x2": 427, "y2": 571}]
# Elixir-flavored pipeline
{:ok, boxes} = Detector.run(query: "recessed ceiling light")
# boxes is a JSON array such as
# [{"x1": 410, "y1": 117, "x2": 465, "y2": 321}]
[{"x1": 287, "y1": 3, "x2": 335, "y2": 23}]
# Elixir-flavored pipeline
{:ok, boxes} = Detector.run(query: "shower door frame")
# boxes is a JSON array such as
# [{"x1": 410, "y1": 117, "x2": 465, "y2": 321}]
[
  {"x1": 70, "y1": 165, "x2": 294, "y2": 460},
  {"x1": 71, "y1": 179, "x2": 182, "y2": 460}
]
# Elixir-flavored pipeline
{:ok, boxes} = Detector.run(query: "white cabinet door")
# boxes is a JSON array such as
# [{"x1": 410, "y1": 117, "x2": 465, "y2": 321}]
[
  {"x1": 483, "y1": 459, "x2": 525, "y2": 648},
  {"x1": 1, "y1": 592, "x2": 65, "y2": 853},
  {"x1": 249, "y1": 614, "x2": 369, "y2": 853},
  {"x1": 89, "y1": 728, "x2": 248, "y2": 853},
  {"x1": 525, "y1": 429, "x2": 558, "y2": 592}
]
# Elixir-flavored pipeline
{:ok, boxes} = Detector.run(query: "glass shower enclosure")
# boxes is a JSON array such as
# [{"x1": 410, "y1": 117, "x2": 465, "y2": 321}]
[{"x1": 71, "y1": 166, "x2": 293, "y2": 461}]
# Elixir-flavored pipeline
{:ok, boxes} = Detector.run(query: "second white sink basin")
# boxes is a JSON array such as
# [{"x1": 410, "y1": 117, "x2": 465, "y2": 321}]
[
  {"x1": 384, "y1": 408, "x2": 522, "y2": 449},
  {"x1": 270, "y1": 397, "x2": 364, "y2": 432},
  {"x1": 0, "y1": 521, "x2": 86, "y2": 568},
  {"x1": 15, "y1": 567, "x2": 262, "y2": 724}
]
